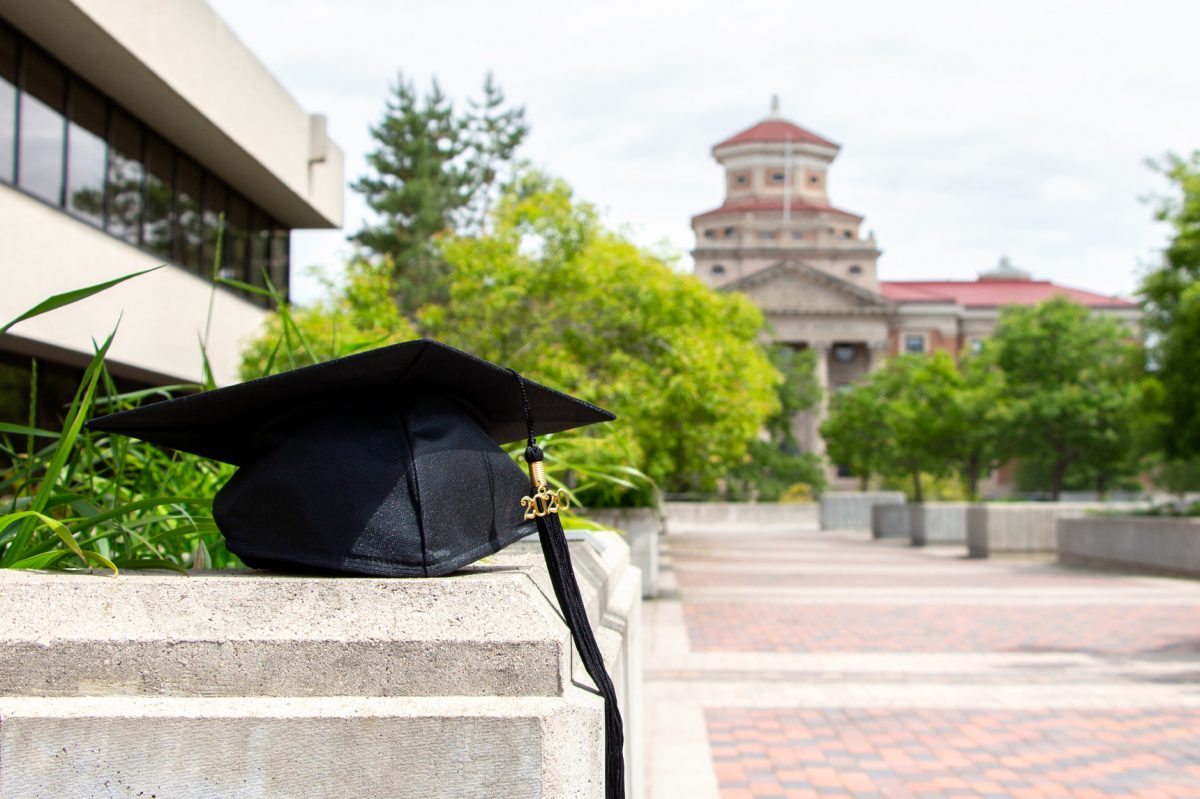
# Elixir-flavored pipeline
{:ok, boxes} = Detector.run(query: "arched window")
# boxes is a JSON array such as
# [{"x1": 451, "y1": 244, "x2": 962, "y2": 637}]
[
  {"x1": 711, "y1": 264, "x2": 727, "y2": 276},
  {"x1": 848, "y1": 264, "x2": 863, "y2": 275}
]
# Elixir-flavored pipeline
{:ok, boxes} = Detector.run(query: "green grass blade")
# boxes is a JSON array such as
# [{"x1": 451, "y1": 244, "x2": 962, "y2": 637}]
[
  {"x1": 6, "y1": 550, "x2": 71, "y2": 570},
  {"x1": 0, "y1": 266, "x2": 163, "y2": 335},
  {"x1": 0, "y1": 423, "x2": 61, "y2": 439}
]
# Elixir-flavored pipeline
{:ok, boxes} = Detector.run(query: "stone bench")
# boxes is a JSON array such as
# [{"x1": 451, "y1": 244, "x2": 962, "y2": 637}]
[
  {"x1": 0, "y1": 532, "x2": 642, "y2": 799},
  {"x1": 819, "y1": 492, "x2": 906, "y2": 531},
  {"x1": 966, "y1": 502, "x2": 1140, "y2": 557},
  {"x1": 1058, "y1": 516, "x2": 1200, "y2": 577}
]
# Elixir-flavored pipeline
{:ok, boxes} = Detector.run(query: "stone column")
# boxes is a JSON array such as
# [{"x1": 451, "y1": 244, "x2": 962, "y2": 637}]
[
  {"x1": 811, "y1": 341, "x2": 831, "y2": 455},
  {"x1": 866, "y1": 340, "x2": 889, "y2": 372}
]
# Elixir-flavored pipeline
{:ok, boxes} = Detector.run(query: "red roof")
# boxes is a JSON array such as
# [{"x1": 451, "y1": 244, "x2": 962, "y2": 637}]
[
  {"x1": 880, "y1": 280, "x2": 1136, "y2": 309},
  {"x1": 715, "y1": 118, "x2": 838, "y2": 150},
  {"x1": 693, "y1": 199, "x2": 862, "y2": 221}
]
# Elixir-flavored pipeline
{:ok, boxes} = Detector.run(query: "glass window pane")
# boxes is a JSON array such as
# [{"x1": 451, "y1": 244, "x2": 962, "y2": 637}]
[
  {"x1": 270, "y1": 226, "x2": 290, "y2": 302},
  {"x1": 175, "y1": 155, "x2": 203, "y2": 272},
  {"x1": 143, "y1": 134, "x2": 173, "y2": 257},
  {"x1": 248, "y1": 206, "x2": 271, "y2": 291},
  {"x1": 105, "y1": 108, "x2": 143, "y2": 243},
  {"x1": 0, "y1": 26, "x2": 17, "y2": 183},
  {"x1": 202, "y1": 176, "x2": 226, "y2": 277},
  {"x1": 225, "y1": 192, "x2": 249, "y2": 287},
  {"x1": 65, "y1": 79, "x2": 106, "y2": 226},
  {"x1": 17, "y1": 47, "x2": 65, "y2": 205}
]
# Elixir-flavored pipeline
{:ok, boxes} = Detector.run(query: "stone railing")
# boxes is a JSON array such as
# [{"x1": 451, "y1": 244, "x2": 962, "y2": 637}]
[
  {"x1": 0, "y1": 532, "x2": 642, "y2": 799},
  {"x1": 1058, "y1": 516, "x2": 1200, "y2": 577},
  {"x1": 819, "y1": 492, "x2": 906, "y2": 530}
]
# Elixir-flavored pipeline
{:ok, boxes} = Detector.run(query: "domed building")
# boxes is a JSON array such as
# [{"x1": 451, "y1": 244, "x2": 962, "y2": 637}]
[{"x1": 693, "y1": 99, "x2": 1141, "y2": 487}]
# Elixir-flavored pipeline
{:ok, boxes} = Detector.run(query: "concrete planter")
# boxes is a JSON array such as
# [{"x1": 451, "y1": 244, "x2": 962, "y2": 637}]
[
  {"x1": 967, "y1": 502, "x2": 1141, "y2": 557},
  {"x1": 0, "y1": 533, "x2": 642, "y2": 799},
  {"x1": 910, "y1": 502, "x2": 972, "y2": 546},
  {"x1": 661, "y1": 501, "x2": 817, "y2": 532},
  {"x1": 1058, "y1": 516, "x2": 1200, "y2": 577},
  {"x1": 585, "y1": 507, "x2": 661, "y2": 599},
  {"x1": 871, "y1": 504, "x2": 911, "y2": 539},
  {"x1": 819, "y1": 492, "x2": 906, "y2": 530}
]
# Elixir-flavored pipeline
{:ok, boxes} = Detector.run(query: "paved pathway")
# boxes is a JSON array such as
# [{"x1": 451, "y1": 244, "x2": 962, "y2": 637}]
[{"x1": 643, "y1": 527, "x2": 1200, "y2": 799}]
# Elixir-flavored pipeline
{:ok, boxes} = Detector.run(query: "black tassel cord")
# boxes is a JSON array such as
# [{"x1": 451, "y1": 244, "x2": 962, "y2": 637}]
[{"x1": 512, "y1": 371, "x2": 625, "y2": 799}]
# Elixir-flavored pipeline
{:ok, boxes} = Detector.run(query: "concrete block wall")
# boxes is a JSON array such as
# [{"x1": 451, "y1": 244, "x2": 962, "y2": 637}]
[
  {"x1": 966, "y1": 503, "x2": 1142, "y2": 557},
  {"x1": 871, "y1": 504, "x2": 911, "y2": 539},
  {"x1": 0, "y1": 533, "x2": 641, "y2": 799},
  {"x1": 1058, "y1": 517, "x2": 1200, "y2": 577},
  {"x1": 662, "y1": 501, "x2": 817, "y2": 532},
  {"x1": 819, "y1": 492, "x2": 906, "y2": 530},
  {"x1": 911, "y1": 502, "x2": 972, "y2": 546}
]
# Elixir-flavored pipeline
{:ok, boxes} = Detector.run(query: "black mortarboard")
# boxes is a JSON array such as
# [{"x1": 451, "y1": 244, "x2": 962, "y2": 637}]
[{"x1": 86, "y1": 338, "x2": 626, "y2": 797}]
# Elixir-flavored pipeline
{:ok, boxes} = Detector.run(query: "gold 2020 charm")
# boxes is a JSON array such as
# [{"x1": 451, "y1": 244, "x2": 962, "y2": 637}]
[{"x1": 521, "y1": 483, "x2": 570, "y2": 520}]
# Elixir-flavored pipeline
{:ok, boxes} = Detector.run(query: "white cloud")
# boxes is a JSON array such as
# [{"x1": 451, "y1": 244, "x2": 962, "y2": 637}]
[{"x1": 208, "y1": 0, "x2": 1199, "y2": 304}]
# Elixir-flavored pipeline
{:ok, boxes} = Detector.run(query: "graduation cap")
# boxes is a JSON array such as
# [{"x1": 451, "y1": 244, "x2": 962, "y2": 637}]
[{"x1": 87, "y1": 338, "x2": 626, "y2": 798}]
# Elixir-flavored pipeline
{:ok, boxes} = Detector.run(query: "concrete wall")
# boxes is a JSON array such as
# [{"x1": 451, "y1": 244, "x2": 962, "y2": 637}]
[
  {"x1": 871, "y1": 504, "x2": 911, "y2": 539},
  {"x1": 0, "y1": 187, "x2": 265, "y2": 387},
  {"x1": 819, "y1": 492, "x2": 906, "y2": 530},
  {"x1": 663, "y1": 501, "x2": 818, "y2": 532},
  {"x1": 967, "y1": 503, "x2": 1142, "y2": 557},
  {"x1": 1058, "y1": 517, "x2": 1200, "y2": 577},
  {"x1": 583, "y1": 508, "x2": 661, "y2": 599},
  {"x1": 0, "y1": 0, "x2": 343, "y2": 228},
  {"x1": 911, "y1": 502, "x2": 972, "y2": 546},
  {"x1": 0, "y1": 532, "x2": 641, "y2": 799}
]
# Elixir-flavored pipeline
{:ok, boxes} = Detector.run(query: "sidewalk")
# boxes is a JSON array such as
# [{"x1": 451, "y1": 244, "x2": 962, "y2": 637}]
[{"x1": 643, "y1": 527, "x2": 1200, "y2": 799}]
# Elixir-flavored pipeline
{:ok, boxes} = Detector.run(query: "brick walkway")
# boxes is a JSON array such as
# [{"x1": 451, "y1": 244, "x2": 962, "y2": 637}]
[{"x1": 643, "y1": 527, "x2": 1200, "y2": 799}]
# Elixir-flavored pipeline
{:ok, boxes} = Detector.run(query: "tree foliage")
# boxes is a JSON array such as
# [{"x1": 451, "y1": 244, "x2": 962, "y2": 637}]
[
  {"x1": 417, "y1": 173, "x2": 780, "y2": 497},
  {"x1": 351, "y1": 72, "x2": 528, "y2": 313},
  {"x1": 990, "y1": 297, "x2": 1142, "y2": 499},
  {"x1": 1140, "y1": 151, "x2": 1200, "y2": 460}
]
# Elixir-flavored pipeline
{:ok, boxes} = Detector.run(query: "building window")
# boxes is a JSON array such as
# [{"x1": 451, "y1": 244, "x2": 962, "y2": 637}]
[
  {"x1": 65, "y1": 80, "x2": 106, "y2": 226},
  {"x1": 809, "y1": 174, "x2": 821, "y2": 184},
  {"x1": 0, "y1": 26, "x2": 15, "y2": 183},
  {"x1": 769, "y1": 170, "x2": 785, "y2": 183},
  {"x1": 848, "y1": 264, "x2": 863, "y2": 275},
  {"x1": 734, "y1": 172, "x2": 748, "y2": 185},
  {"x1": 17, "y1": 46, "x2": 65, "y2": 205},
  {"x1": 0, "y1": 22, "x2": 287, "y2": 308},
  {"x1": 703, "y1": 228, "x2": 716, "y2": 239},
  {"x1": 904, "y1": 334, "x2": 926, "y2": 353},
  {"x1": 832, "y1": 344, "x2": 857, "y2": 363},
  {"x1": 723, "y1": 226, "x2": 736, "y2": 237},
  {"x1": 969, "y1": 338, "x2": 984, "y2": 354},
  {"x1": 791, "y1": 230, "x2": 804, "y2": 240},
  {"x1": 758, "y1": 230, "x2": 774, "y2": 240},
  {"x1": 843, "y1": 229, "x2": 853, "y2": 239},
  {"x1": 711, "y1": 264, "x2": 726, "y2": 276}
]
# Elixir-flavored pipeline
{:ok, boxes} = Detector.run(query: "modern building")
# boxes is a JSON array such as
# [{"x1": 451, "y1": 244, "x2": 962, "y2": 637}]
[
  {"x1": 0, "y1": 0, "x2": 343, "y2": 422},
  {"x1": 693, "y1": 99, "x2": 1140, "y2": 483}
]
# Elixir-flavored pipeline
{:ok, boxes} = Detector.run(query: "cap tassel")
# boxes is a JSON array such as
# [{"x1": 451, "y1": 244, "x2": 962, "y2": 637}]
[{"x1": 510, "y1": 370, "x2": 625, "y2": 799}]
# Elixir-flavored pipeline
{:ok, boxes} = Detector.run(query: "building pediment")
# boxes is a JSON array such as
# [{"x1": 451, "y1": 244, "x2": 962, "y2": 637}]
[{"x1": 723, "y1": 260, "x2": 893, "y2": 315}]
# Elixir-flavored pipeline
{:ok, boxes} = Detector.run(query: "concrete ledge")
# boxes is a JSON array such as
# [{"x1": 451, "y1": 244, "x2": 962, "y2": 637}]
[
  {"x1": 820, "y1": 492, "x2": 906, "y2": 531},
  {"x1": 871, "y1": 504, "x2": 911, "y2": 539},
  {"x1": 1058, "y1": 516, "x2": 1200, "y2": 577},
  {"x1": 967, "y1": 502, "x2": 1142, "y2": 557},
  {"x1": 0, "y1": 533, "x2": 640, "y2": 799},
  {"x1": 582, "y1": 508, "x2": 661, "y2": 598},
  {"x1": 911, "y1": 502, "x2": 972, "y2": 546},
  {"x1": 663, "y1": 501, "x2": 817, "y2": 532}
]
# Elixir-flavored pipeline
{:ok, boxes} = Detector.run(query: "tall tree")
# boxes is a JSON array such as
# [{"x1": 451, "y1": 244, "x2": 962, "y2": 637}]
[
  {"x1": 991, "y1": 297, "x2": 1141, "y2": 500},
  {"x1": 351, "y1": 73, "x2": 527, "y2": 314},
  {"x1": 948, "y1": 352, "x2": 1012, "y2": 499},
  {"x1": 821, "y1": 378, "x2": 894, "y2": 491},
  {"x1": 1140, "y1": 151, "x2": 1200, "y2": 460}
]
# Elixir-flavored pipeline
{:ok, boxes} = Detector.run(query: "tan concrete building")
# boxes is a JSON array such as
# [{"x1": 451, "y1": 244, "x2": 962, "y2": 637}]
[
  {"x1": 0, "y1": 0, "x2": 343, "y2": 419},
  {"x1": 693, "y1": 100, "x2": 1140, "y2": 484}
]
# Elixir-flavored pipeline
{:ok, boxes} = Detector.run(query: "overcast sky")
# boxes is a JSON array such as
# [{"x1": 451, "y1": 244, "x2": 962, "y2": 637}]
[{"x1": 208, "y1": 0, "x2": 1199, "y2": 306}]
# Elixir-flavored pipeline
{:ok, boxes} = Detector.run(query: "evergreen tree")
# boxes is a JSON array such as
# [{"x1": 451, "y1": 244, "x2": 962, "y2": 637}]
[{"x1": 351, "y1": 72, "x2": 527, "y2": 314}]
